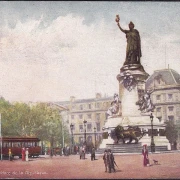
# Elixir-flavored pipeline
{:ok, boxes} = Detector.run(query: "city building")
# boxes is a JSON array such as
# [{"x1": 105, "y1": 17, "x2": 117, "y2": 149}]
[
  {"x1": 146, "y1": 68, "x2": 180, "y2": 149},
  {"x1": 146, "y1": 68, "x2": 180, "y2": 124},
  {"x1": 54, "y1": 68, "x2": 180, "y2": 149},
  {"x1": 55, "y1": 93, "x2": 114, "y2": 146}
]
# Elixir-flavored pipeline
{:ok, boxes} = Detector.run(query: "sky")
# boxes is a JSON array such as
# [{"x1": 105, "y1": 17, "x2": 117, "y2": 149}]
[{"x1": 0, "y1": 1, "x2": 180, "y2": 102}]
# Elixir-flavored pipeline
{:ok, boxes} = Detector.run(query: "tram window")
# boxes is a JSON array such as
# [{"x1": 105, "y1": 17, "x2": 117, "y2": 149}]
[
  {"x1": 12, "y1": 142, "x2": 21, "y2": 147},
  {"x1": 3, "y1": 142, "x2": 11, "y2": 148},
  {"x1": 25, "y1": 142, "x2": 32, "y2": 147}
]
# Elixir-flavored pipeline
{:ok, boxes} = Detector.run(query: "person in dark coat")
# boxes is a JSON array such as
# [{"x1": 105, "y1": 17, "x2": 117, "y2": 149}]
[
  {"x1": 91, "y1": 147, "x2": 95, "y2": 161},
  {"x1": 103, "y1": 149, "x2": 108, "y2": 172},
  {"x1": 107, "y1": 149, "x2": 116, "y2": 173}
]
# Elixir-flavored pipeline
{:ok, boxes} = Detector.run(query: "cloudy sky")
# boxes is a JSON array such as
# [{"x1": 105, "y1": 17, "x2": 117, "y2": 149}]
[{"x1": 0, "y1": 1, "x2": 180, "y2": 102}]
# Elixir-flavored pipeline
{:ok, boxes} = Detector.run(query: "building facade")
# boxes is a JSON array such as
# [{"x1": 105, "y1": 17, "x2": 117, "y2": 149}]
[
  {"x1": 56, "y1": 93, "x2": 113, "y2": 147},
  {"x1": 146, "y1": 68, "x2": 180, "y2": 124},
  {"x1": 55, "y1": 68, "x2": 180, "y2": 149}
]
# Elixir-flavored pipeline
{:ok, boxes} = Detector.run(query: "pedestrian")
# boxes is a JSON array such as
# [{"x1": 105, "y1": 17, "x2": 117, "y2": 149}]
[
  {"x1": 25, "y1": 148, "x2": 29, "y2": 162},
  {"x1": 63, "y1": 147, "x2": 65, "y2": 156},
  {"x1": 107, "y1": 149, "x2": 116, "y2": 173},
  {"x1": 82, "y1": 145, "x2": 86, "y2": 159},
  {"x1": 50, "y1": 148, "x2": 53, "y2": 157},
  {"x1": 142, "y1": 144, "x2": 149, "y2": 167},
  {"x1": 91, "y1": 147, "x2": 95, "y2": 161},
  {"x1": 103, "y1": 149, "x2": 108, "y2": 172}
]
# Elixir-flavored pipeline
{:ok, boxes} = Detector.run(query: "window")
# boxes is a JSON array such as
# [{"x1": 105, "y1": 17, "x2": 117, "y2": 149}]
[
  {"x1": 156, "y1": 95, "x2": 161, "y2": 100},
  {"x1": 96, "y1": 113, "x2": 100, "y2": 120},
  {"x1": 71, "y1": 115, "x2": 74, "y2": 119},
  {"x1": 80, "y1": 105, "x2": 83, "y2": 110},
  {"x1": 3, "y1": 142, "x2": 11, "y2": 148},
  {"x1": 87, "y1": 114, "x2": 91, "y2": 119},
  {"x1": 96, "y1": 122, "x2": 100, "y2": 131},
  {"x1": 158, "y1": 117, "x2": 162, "y2": 122},
  {"x1": 87, "y1": 136, "x2": 92, "y2": 142},
  {"x1": 72, "y1": 105, "x2": 75, "y2": 110},
  {"x1": 96, "y1": 103, "x2": 100, "y2": 108},
  {"x1": 79, "y1": 114, "x2": 83, "y2": 119},
  {"x1": 156, "y1": 107, "x2": 161, "y2": 112},
  {"x1": 79, "y1": 137, "x2": 83, "y2": 143},
  {"x1": 168, "y1": 94, "x2": 173, "y2": 100},
  {"x1": 71, "y1": 124, "x2": 75, "y2": 131},
  {"x1": 87, "y1": 123, "x2": 92, "y2": 132},
  {"x1": 88, "y1": 104, "x2": 91, "y2": 109},
  {"x1": 79, "y1": 125, "x2": 83, "y2": 132},
  {"x1": 168, "y1": 106, "x2": 174, "y2": 111},
  {"x1": 168, "y1": 116, "x2": 174, "y2": 121}
]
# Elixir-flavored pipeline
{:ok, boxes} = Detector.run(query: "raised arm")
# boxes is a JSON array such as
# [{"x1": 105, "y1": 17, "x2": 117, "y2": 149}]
[
  {"x1": 117, "y1": 22, "x2": 126, "y2": 33},
  {"x1": 115, "y1": 15, "x2": 126, "y2": 33}
]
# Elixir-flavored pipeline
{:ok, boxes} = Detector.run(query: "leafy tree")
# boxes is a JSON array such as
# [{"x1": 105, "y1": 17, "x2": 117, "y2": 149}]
[
  {"x1": 165, "y1": 120, "x2": 178, "y2": 144},
  {"x1": 0, "y1": 98, "x2": 70, "y2": 149},
  {"x1": 0, "y1": 97, "x2": 16, "y2": 136}
]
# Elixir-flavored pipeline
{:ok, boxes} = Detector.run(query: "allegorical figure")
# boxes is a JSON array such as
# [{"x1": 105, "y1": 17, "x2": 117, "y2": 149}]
[{"x1": 115, "y1": 15, "x2": 142, "y2": 65}]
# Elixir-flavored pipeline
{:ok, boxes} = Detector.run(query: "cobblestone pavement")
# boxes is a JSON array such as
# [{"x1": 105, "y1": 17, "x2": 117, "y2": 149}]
[{"x1": 0, "y1": 152, "x2": 180, "y2": 179}]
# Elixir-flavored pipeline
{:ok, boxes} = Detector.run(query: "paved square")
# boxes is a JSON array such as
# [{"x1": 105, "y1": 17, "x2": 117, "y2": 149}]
[{"x1": 0, "y1": 152, "x2": 180, "y2": 179}]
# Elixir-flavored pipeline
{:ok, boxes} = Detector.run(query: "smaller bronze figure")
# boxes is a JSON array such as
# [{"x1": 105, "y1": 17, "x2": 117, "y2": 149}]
[
  {"x1": 111, "y1": 125, "x2": 146, "y2": 144},
  {"x1": 116, "y1": 15, "x2": 142, "y2": 65},
  {"x1": 106, "y1": 93, "x2": 121, "y2": 119},
  {"x1": 136, "y1": 90, "x2": 155, "y2": 113},
  {"x1": 122, "y1": 72, "x2": 137, "y2": 91}
]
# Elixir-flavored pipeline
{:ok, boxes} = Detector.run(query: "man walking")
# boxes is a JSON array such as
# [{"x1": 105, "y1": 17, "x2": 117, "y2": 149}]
[
  {"x1": 91, "y1": 147, "x2": 95, "y2": 161},
  {"x1": 103, "y1": 149, "x2": 108, "y2": 172},
  {"x1": 107, "y1": 149, "x2": 116, "y2": 173}
]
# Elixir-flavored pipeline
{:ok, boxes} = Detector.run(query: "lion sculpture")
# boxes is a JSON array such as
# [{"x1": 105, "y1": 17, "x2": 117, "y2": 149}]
[{"x1": 111, "y1": 125, "x2": 146, "y2": 144}]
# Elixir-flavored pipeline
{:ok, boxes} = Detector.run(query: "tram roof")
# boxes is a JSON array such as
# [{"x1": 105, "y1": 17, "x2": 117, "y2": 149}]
[{"x1": 1, "y1": 137, "x2": 40, "y2": 142}]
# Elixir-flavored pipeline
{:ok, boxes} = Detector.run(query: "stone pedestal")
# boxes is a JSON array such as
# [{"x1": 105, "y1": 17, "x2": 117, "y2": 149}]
[{"x1": 100, "y1": 64, "x2": 171, "y2": 151}]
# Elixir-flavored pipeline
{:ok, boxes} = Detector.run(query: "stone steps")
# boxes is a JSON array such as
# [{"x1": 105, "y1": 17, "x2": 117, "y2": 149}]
[{"x1": 95, "y1": 143, "x2": 168, "y2": 154}]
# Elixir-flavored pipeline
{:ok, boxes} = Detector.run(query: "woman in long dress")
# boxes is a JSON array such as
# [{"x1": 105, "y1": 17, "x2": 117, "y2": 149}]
[{"x1": 142, "y1": 144, "x2": 149, "y2": 166}]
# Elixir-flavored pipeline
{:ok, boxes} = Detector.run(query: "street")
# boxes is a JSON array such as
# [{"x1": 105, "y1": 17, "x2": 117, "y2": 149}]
[{"x1": 0, "y1": 152, "x2": 180, "y2": 179}]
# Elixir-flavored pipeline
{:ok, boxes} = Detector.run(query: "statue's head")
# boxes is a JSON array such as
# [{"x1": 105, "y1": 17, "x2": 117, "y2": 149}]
[{"x1": 129, "y1": 21, "x2": 134, "y2": 29}]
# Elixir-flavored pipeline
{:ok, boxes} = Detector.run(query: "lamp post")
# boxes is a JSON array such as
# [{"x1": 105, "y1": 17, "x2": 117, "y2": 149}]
[
  {"x1": 83, "y1": 120, "x2": 87, "y2": 145},
  {"x1": 94, "y1": 127, "x2": 96, "y2": 150},
  {"x1": 70, "y1": 123, "x2": 74, "y2": 154},
  {"x1": 0, "y1": 113, "x2": 2, "y2": 160},
  {"x1": 150, "y1": 113, "x2": 155, "y2": 152}
]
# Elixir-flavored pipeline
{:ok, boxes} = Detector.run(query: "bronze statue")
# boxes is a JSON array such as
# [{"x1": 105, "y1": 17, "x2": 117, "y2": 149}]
[
  {"x1": 115, "y1": 15, "x2": 142, "y2": 65},
  {"x1": 136, "y1": 90, "x2": 155, "y2": 113},
  {"x1": 111, "y1": 125, "x2": 146, "y2": 144},
  {"x1": 106, "y1": 93, "x2": 121, "y2": 119}
]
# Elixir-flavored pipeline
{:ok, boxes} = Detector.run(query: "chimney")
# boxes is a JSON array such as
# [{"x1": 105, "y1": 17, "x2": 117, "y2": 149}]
[
  {"x1": 96, "y1": 93, "x2": 102, "y2": 99},
  {"x1": 70, "y1": 96, "x2": 75, "y2": 102}
]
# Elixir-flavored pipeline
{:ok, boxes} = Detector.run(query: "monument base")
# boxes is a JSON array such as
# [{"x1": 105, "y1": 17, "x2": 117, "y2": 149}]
[{"x1": 100, "y1": 115, "x2": 171, "y2": 151}]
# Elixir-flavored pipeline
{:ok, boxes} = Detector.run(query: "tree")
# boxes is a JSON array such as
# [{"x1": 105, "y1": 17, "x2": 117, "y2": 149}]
[
  {"x1": 0, "y1": 98, "x2": 70, "y2": 150},
  {"x1": 0, "y1": 97, "x2": 16, "y2": 136},
  {"x1": 165, "y1": 121, "x2": 178, "y2": 144}
]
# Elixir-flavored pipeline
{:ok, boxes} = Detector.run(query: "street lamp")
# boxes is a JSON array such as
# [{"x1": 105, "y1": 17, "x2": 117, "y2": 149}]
[
  {"x1": 94, "y1": 127, "x2": 96, "y2": 150},
  {"x1": 70, "y1": 123, "x2": 74, "y2": 154},
  {"x1": 83, "y1": 120, "x2": 87, "y2": 145},
  {"x1": 150, "y1": 113, "x2": 155, "y2": 152},
  {"x1": 0, "y1": 113, "x2": 2, "y2": 160}
]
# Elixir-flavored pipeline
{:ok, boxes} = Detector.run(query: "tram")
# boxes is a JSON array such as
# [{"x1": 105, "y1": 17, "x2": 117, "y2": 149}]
[{"x1": 0, "y1": 137, "x2": 41, "y2": 157}]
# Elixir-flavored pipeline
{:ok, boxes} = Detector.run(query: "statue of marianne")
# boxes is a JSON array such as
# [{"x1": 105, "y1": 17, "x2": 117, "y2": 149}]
[{"x1": 115, "y1": 15, "x2": 142, "y2": 66}]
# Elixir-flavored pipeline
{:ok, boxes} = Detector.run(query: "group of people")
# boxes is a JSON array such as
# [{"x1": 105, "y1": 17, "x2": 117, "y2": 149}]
[
  {"x1": 103, "y1": 149, "x2": 116, "y2": 173},
  {"x1": 102, "y1": 145, "x2": 150, "y2": 174}
]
